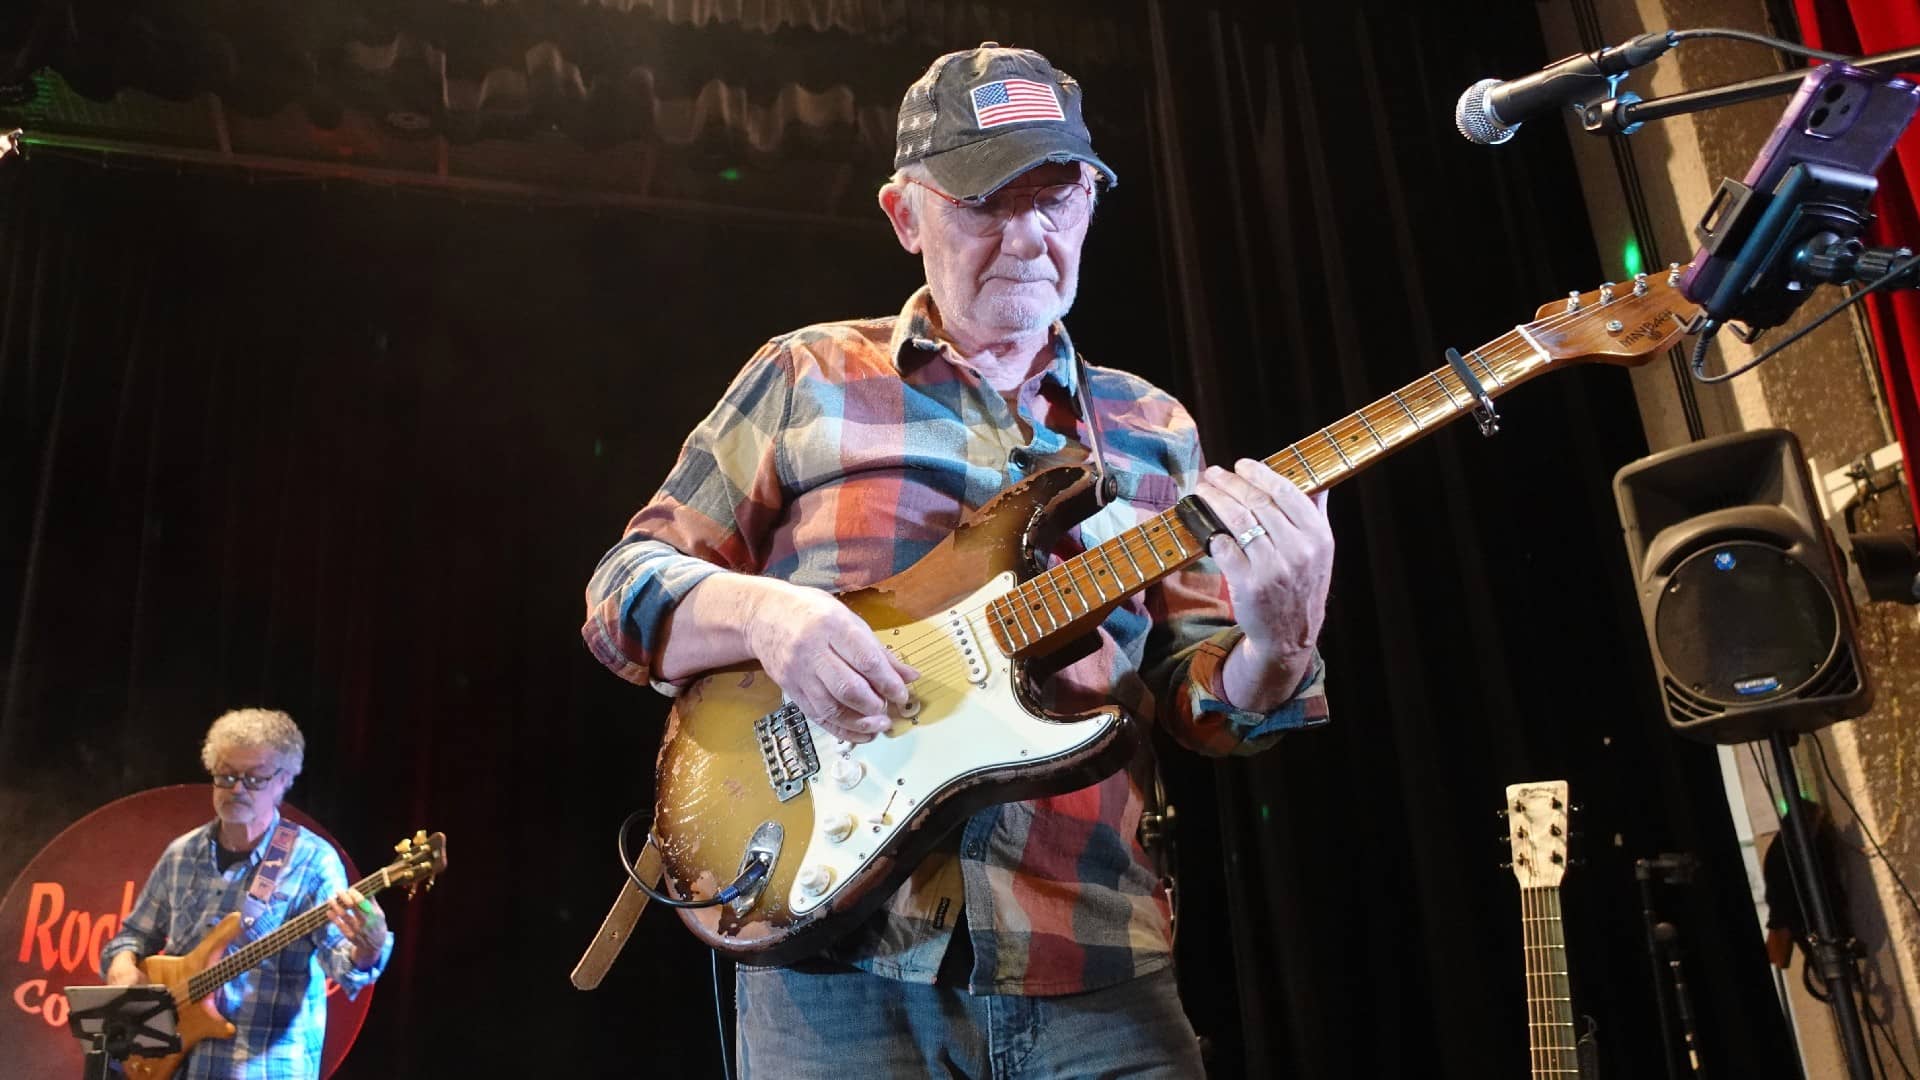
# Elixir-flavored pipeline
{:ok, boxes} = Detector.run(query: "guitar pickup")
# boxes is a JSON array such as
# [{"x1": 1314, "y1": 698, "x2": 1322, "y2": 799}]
[
  {"x1": 945, "y1": 611, "x2": 991, "y2": 687},
  {"x1": 755, "y1": 702, "x2": 819, "y2": 802}
]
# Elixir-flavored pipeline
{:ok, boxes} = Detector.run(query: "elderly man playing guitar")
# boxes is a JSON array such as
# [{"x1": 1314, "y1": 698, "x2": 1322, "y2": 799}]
[{"x1": 584, "y1": 43, "x2": 1334, "y2": 1078}]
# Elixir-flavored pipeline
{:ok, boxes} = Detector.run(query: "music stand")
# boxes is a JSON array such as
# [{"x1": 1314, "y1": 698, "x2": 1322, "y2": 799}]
[{"x1": 65, "y1": 985, "x2": 181, "y2": 1080}]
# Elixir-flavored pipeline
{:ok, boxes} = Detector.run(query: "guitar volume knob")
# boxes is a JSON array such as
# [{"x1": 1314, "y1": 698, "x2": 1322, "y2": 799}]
[
  {"x1": 829, "y1": 756, "x2": 865, "y2": 790},
  {"x1": 796, "y1": 864, "x2": 834, "y2": 896},
  {"x1": 822, "y1": 812, "x2": 857, "y2": 843}
]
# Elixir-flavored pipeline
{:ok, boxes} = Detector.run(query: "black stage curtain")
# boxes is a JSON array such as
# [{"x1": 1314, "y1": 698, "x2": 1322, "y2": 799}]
[{"x1": 1, "y1": 1, "x2": 1796, "y2": 1077}]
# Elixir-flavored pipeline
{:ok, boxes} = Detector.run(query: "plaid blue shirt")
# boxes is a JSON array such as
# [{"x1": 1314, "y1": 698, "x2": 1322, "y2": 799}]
[
  {"x1": 101, "y1": 815, "x2": 390, "y2": 1080},
  {"x1": 585, "y1": 289, "x2": 1328, "y2": 995}
]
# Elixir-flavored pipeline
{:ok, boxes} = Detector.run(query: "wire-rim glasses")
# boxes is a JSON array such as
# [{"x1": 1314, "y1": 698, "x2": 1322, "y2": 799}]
[{"x1": 903, "y1": 175, "x2": 1096, "y2": 235}]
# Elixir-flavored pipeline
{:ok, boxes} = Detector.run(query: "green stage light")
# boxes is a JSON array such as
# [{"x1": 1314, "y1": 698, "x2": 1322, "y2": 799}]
[{"x1": 1622, "y1": 235, "x2": 1645, "y2": 279}]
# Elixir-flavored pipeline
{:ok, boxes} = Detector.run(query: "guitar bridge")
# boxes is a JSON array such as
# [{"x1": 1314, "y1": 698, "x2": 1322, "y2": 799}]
[{"x1": 755, "y1": 702, "x2": 819, "y2": 802}]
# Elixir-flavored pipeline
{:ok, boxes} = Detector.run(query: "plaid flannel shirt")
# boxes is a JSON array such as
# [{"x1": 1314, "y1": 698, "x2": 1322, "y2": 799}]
[
  {"x1": 584, "y1": 288, "x2": 1328, "y2": 995},
  {"x1": 101, "y1": 815, "x2": 390, "y2": 1079}
]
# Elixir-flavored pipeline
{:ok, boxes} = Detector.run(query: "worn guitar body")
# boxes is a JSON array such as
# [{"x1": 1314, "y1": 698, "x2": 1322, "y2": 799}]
[
  {"x1": 121, "y1": 914, "x2": 243, "y2": 1080},
  {"x1": 655, "y1": 464, "x2": 1142, "y2": 965}
]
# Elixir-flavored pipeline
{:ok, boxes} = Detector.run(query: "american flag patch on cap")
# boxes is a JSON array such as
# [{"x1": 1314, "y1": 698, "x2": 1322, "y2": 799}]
[{"x1": 969, "y1": 78, "x2": 1065, "y2": 129}]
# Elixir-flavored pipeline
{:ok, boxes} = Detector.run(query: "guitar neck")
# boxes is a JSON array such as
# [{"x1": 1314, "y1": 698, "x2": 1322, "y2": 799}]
[
  {"x1": 1522, "y1": 884, "x2": 1578, "y2": 1078},
  {"x1": 985, "y1": 325, "x2": 1554, "y2": 656},
  {"x1": 184, "y1": 867, "x2": 393, "y2": 1002}
]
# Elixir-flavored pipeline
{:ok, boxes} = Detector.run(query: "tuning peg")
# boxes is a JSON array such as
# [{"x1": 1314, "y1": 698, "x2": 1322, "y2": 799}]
[
  {"x1": 1497, "y1": 860, "x2": 1513, "y2": 870},
  {"x1": 1496, "y1": 808, "x2": 1509, "y2": 819}
]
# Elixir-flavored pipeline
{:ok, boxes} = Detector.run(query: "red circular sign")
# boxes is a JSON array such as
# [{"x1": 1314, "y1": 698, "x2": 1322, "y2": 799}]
[{"x1": 0, "y1": 786, "x2": 372, "y2": 1077}]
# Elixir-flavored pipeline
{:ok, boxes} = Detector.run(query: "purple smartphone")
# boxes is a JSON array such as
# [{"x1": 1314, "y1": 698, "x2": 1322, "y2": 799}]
[{"x1": 1681, "y1": 63, "x2": 1920, "y2": 306}]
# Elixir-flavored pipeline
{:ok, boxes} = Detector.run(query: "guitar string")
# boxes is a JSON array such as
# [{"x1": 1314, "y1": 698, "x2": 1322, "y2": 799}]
[
  {"x1": 947, "y1": 328, "x2": 1552, "y2": 663},
  {"x1": 820, "y1": 290, "x2": 1670, "y2": 689},
  {"x1": 871, "y1": 329, "x2": 1564, "y2": 686},
  {"x1": 186, "y1": 869, "x2": 392, "y2": 999},
  {"x1": 1549, "y1": 887, "x2": 1574, "y2": 1068},
  {"x1": 1526, "y1": 884, "x2": 1542, "y2": 1075},
  {"x1": 1521, "y1": 883, "x2": 1576, "y2": 1073},
  {"x1": 894, "y1": 337, "x2": 1536, "y2": 673}
]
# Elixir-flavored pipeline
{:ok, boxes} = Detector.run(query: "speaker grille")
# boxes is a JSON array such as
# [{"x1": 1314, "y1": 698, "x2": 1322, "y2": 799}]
[
  {"x1": 1653, "y1": 541, "x2": 1839, "y2": 706},
  {"x1": 1662, "y1": 678, "x2": 1728, "y2": 722},
  {"x1": 1801, "y1": 644, "x2": 1865, "y2": 700}
]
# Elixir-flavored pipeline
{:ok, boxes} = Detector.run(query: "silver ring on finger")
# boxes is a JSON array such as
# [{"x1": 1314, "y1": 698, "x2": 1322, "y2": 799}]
[{"x1": 1234, "y1": 524, "x2": 1268, "y2": 548}]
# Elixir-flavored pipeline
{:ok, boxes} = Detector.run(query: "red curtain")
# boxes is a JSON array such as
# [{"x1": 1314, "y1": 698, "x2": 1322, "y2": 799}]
[{"x1": 1791, "y1": 0, "x2": 1920, "y2": 522}]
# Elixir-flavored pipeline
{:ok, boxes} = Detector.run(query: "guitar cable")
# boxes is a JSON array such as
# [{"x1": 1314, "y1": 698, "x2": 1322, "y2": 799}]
[
  {"x1": 618, "y1": 808, "x2": 771, "y2": 909},
  {"x1": 614, "y1": 809, "x2": 745, "y2": 1079},
  {"x1": 1689, "y1": 252, "x2": 1920, "y2": 384}
]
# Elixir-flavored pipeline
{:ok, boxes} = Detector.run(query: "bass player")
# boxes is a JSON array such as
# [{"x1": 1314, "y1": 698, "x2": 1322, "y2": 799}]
[{"x1": 102, "y1": 708, "x2": 392, "y2": 1079}]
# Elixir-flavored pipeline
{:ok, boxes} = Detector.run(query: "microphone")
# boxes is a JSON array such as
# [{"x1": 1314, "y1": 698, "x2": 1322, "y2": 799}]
[{"x1": 1455, "y1": 30, "x2": 1677, "y2": 145}]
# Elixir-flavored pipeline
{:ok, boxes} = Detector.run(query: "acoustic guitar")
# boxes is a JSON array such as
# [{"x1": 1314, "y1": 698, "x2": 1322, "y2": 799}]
[
  {"x1": 649, "y1": 274, "x2": 1695, "y2": 965},
  {"x1": 122, "y1": 830, "x2": 447, "y2": 1080},
  {"x1": 1505, "y1": 780, "x2": 1602, "y2": 1078}
]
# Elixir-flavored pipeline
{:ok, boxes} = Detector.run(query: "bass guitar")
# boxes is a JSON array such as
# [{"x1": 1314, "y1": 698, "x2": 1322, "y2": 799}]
[
  {"x1": 650, "y1": 274, "x2": 1695, "y2": 965},
  {"x1": 122, "y1": 830, "x2": 447, "y2": 1080}
]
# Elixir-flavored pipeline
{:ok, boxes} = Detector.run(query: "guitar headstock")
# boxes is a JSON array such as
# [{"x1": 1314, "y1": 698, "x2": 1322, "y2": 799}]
[
  {"x1": 1524, "y1": 267, "x2": 1699, "y2": 368},
  {"x1": 384, "y1": 830, "x2": 448, "y2": 898},
  {"x1": 1504, "y1": 781, "x2": 1571, "y2": 888}
]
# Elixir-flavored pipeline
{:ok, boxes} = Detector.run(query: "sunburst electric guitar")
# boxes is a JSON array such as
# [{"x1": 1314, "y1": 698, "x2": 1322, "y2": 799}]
[
  {"x1": 122, "y1": 831, "x2": 448, "y2": 1080},
  {"x1": 651, "y1": 274, "x2": 1696, "y2": 965}
]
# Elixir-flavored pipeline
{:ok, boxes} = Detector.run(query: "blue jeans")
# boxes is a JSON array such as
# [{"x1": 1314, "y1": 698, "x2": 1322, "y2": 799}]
[{"x1": 734, "y1": 963, "x2": 1206, "y2": 1078}]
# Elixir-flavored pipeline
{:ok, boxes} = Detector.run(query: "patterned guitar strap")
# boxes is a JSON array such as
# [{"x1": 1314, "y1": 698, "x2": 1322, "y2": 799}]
[{"x1": 241, "y1": 821, "x2": 302, "y2": 933}]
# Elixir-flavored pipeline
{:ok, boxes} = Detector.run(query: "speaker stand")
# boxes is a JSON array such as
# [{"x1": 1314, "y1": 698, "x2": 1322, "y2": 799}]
[{"x1": 1767, "y1": 732, "x2": 1873, "y2": 1080}]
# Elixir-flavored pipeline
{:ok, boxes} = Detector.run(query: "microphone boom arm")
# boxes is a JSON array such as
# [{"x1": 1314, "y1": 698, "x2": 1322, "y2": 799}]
[{"x1": 1583, "y1": 44, "x2": 1920, "y2": 136}]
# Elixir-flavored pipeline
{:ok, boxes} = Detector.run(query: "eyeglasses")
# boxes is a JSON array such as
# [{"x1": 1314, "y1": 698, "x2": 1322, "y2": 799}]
[
  {"x1": 211, "y1": 769, "x2": 284, "y2": 791},
  {"x1": 903, "y1": 176, "x2": 1096, "y2": 236}
]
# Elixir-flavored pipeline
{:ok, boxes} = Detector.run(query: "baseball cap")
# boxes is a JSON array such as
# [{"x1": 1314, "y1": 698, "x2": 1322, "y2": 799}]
[{"x1": 893, "y1": 42, "x2": 1118, "y2": 201}]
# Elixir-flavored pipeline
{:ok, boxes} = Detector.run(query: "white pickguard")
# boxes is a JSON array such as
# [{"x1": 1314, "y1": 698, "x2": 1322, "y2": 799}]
[{"x1": 783, "y1": 571, "x2": 1117, "y2": 915}]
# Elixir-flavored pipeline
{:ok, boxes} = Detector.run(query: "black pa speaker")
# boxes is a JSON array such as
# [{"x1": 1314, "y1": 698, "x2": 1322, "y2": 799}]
[{"x1": 1613, "y1": 428, "x2": 1872, "y2": 743}]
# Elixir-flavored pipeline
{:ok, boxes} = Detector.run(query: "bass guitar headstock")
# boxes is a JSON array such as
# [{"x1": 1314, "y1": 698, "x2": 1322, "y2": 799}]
[{"x1": 383, "y1": 830, "x2": 449, "y2": 899}]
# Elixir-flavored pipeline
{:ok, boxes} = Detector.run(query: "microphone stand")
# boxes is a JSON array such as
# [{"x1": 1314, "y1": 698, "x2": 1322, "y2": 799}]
[
  {"x1": 1636, "y1": 855, "x2": 1702, "y2": 1079},
  {"x1": 1768, "y1": 733, "x2": 1874, "y2": 1080},
  {"x1": 1658, "y1": 920, "x2": 1706, "y2": 1077},
  {"x1": 1580, "y1": 44, "x2": 1920, "y2": 136},
  {"x1": 1636, "y1": 861, "x2": 1682, "y2": 1079}
]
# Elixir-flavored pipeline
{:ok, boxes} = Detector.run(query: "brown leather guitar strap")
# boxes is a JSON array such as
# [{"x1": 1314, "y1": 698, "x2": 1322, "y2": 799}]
[{"x1": 569, "y1": 839, "x2": 662, "y2": 990}]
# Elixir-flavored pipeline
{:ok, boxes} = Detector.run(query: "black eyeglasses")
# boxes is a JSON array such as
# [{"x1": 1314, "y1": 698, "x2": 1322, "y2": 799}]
[
  {"x1": 211, "y1": 769, "x2": 284, "y2": 791},
  {"x1": 902, "y1": 175, "x2": 1096, "y2": 236}
]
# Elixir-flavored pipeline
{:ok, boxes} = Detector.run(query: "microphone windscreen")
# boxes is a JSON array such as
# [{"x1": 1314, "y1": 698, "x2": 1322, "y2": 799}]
[{"x1": 1455, "y1": 79, "x2": 1516, "y2": 146}]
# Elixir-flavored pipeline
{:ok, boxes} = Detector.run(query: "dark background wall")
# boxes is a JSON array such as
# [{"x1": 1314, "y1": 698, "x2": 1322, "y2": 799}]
[{"x1": 0, "y1": 1, "x2": 1799, "y2": 1076}]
